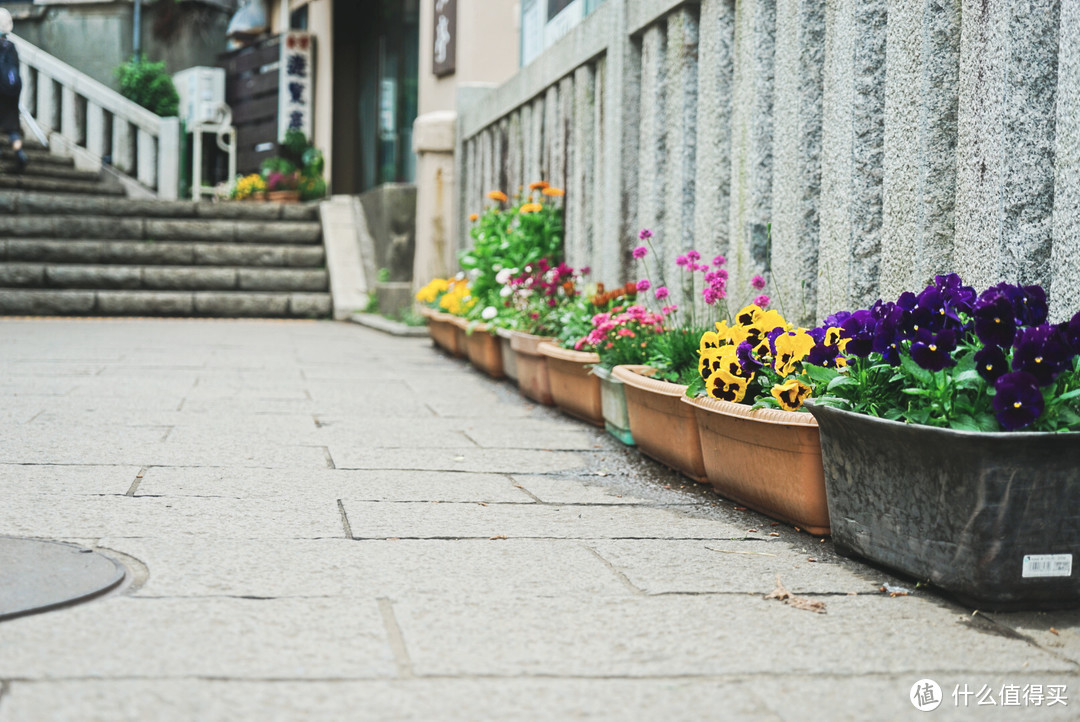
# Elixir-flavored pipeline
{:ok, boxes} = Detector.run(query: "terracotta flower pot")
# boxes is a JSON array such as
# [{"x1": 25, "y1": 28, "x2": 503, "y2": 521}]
[
  {"x1": 464, "y1": 322, "x2": 505, "y2": 378},
  {"x1": 509, "y1": 331, "x2": 556, "y2": 405},
  {"x1": 495, "y1": 327, "x2": 518, "y2": 382},
  {"x1": 447, "y1": 315, "x2": 470, "y2": 359},
  {"x1": 538, "y1": 343, "x2": 603, "y2": 426},
  {"x1": 612, "y1": 365, "x2": 706, "y2": 482},
  {"x1": 268, "y1": 189, "x2": 301, "y2": 203},
  {"x1": 682, "y1": 395, "x2": 828, "y2": 535},
  {"x1": 428, "y1": 312, "x2": 465, "y2": 357},
  {"x1": 592, "y1": 365, "x2": 634, "y2": 445}
]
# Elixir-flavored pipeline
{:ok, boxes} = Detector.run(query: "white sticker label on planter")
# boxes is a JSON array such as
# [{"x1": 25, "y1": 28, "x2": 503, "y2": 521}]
[{"x1": 1022, "y1": 554, "x2": 1073, "y2": 578}]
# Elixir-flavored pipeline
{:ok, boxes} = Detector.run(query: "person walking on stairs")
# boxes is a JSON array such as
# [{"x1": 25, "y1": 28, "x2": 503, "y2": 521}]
[{"x1": 0, "y1": 8, "x2": 28, "y2": 173}]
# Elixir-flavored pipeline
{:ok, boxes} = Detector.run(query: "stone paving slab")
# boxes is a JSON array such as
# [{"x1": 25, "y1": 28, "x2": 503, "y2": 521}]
[
  {"x1": 4, "y1": 319, "x2": 1080, "y2": 720},
  {"x1": 340, "y1": 500, "x2": 742, "y2": 540},
  {"x1": 0, "y1": 464, "x2": 141, "y2": 496},
  {"x1": 0, "y1": 597, "x2": 395, "y2": 680},
  {"x1": 0, "y1": 494, "x2": 341, "y2": 539},
  {"x1": 588, "y1": 539, "x2": 887, "y2": 595},
  {"x1": 0, "y1": 678, "x2": 774, "y2": 722},
  {"x1": 511, "y1": 474, "x2": 700, "y2": 505},
  {"x1": 393, "y1": 594, "x2": 1074, "y2": 678},
  {"x1": 331, "y1": 447, "x2": 588, "y2": 474},
  {"x1": 0, "y1": 439, "x2": 330, "y2": 468},
  {"x1": 135, "y1": 467, "x2": 534, "y2": 504},
  {"x1": 97, "y1": 538, "x2": 628, "y2": 600}
]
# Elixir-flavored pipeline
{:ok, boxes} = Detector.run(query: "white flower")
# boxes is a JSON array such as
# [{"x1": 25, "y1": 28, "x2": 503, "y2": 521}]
[
  {"x1": 454, "y1": 271, "x2": 465, "y2": 280},
  {"x1": 496, "y1": 268, "x2": 513, "y2": 285},
  {"x1": 500, "y1": 286, "x2": 512, "y2": 297},
  {"x1": 481, "y1": 306, "x2": 497, "y2": 320},
  {"x1": 468, "y1": 269, "x2": 480, "y2": 281}
]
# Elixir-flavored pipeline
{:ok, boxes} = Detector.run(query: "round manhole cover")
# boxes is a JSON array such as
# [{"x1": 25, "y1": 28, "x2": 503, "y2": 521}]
[{"x1": 0, "y1": 537, "x2": 126, "y2": 621}]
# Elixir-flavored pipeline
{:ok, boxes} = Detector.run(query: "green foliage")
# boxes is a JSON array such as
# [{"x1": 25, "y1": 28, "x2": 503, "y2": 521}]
[
  {"x1": 115, "y1": 55, "x2": 179, "y2": 117},
  {"x1": 458, "y1": 188, "x2": 564, "y2": 318},
  {"x1": 648, "y1": 327, "x2": 710, "y2": 385},
  {"x1": 260, "y1": 157, "x2": 297, "y2": 176}
]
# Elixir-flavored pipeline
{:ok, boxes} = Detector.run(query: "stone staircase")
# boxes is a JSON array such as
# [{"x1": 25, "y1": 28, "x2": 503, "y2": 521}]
[{"x1": 0, "y1": 145, "x2": 332, "y2": 318}]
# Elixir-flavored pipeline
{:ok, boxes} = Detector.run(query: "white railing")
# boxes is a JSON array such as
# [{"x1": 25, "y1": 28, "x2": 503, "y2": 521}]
[{"x1": 13, "y1": 33, "x2": 180, "y2": 200}]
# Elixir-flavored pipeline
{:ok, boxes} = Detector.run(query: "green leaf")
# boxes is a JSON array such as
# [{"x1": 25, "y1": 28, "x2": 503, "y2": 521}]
[
  {"x1": 827, "y1": 376, "x2": 857, "y2": 391},
  {"x1": 883, "y1": 407, "x2": 905, "y2": 421},
  {"x1": 1057, "y1": 388, "x2": 1080, "y2": 402},
  {"x1": 900, "y1": 355, "x2": 933, "y2": 385},
  {"x1": 901, "y1": 388, "x2": 931, "y2": 396},
  {"x1": 953, "y1": 369, "x2": 983, "y2": 390},
  {"x1": 804, "y1": 365, "x2": 840, "y2": 385}
]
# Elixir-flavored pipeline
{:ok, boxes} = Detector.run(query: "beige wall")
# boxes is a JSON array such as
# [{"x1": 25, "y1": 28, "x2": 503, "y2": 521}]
[
  {"x1": 417, "y1": 0, "x2": 521, "y2": 115},
  {"x1": 413, "y1": 0, "x2": 520, "y2": 288},
  {"x1": 269, "y1": 0, "x2": 335, "y2": 186}
]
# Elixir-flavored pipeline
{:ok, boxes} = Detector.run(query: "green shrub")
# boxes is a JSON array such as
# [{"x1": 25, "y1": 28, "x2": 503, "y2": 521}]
[{"x1": 115, "y1": 56, "x2": 179, "y2": 117}]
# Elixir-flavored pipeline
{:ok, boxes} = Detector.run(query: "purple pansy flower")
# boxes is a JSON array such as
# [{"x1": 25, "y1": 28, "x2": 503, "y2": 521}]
[
  {"x1": 1012, "y1": 325, "x2": 1071, "y2": 386},
  {"x1": 736, "y1": 342, "x2": 763, "y2": 373},
  {"x1": 909, "y1": 328, "x2": 958, "y2": 371},
  {"x1": 993, "y1": 371, "x2": 1045, "y2": 430},
  {"x1": 974, "y1": 345, "x2": 1009, "y2": 383},
  {"x1": 973, "y1": 295, "x2": 1018, "y2": 348}
]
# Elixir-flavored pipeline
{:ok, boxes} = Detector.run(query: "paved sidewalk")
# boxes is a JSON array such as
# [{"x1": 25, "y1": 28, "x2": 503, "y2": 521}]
[{"x1": 0, "y1": 318, "x2": 1078, "y2": 721}]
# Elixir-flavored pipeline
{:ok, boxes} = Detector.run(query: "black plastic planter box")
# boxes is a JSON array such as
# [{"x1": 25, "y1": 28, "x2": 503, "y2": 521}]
[{"x1": 806, "y1": 402, "x2": 1080, "y2": 611}]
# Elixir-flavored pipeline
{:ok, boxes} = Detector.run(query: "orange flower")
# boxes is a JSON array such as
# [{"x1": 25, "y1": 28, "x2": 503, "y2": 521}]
[
  {"x1": 529, "y1": 180, "x2": 550, "y2": 191},
  {"x1": 468, "y1": 213, "x2": 479, "y2": 222},
  {"x1": 541, "y1": 187, "x2": 565, "y2": 197},
  {"x1": 487, "y1": 190, "x2": 509, "y2": 202},
  {"x1": 519, "y1": 202, "x2": 543, "y2": 213}
]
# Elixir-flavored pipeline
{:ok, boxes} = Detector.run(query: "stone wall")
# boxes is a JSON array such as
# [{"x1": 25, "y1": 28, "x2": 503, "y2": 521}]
[{"x1": 458, "y1": 0, "x2": 1080, "y2": 323}]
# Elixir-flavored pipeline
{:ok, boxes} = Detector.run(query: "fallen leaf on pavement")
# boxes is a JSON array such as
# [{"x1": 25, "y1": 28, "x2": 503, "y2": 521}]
[
  {"x1": 765, "y1": 575, "x2": 826, "y2": 614},
  {"x1": 1051, "y1": 627, "x2": 1060, "y2": 636},
  {"x1": 489, "y1": 535, "x2": 507, "y2": 540}
]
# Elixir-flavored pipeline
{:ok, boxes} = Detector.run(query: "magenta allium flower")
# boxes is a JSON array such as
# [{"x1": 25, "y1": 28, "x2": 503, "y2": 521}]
[
  {"x1": 676, "y1": 255, "x2": 688, "y2": 267},
  {"x1": 751, "y1": 275, "x2": 767, "y2": 290},
  {"x1": 753, "y1": 294, "x2": 771, "y2": 308},
  {"x1": 632, "y1": 246, "x2": 648, "y2": 259},
  {"x1": 654, "y1": 286, "x2": 670, "y2": 300},
  {"x1": 686, "y1": 250, "x2": 701, "y2": 262},
  {"x1": 662, "y1": 305, "x2": 678, "y2": 314},
  {"x1": 639, "y1": 228, "x2": 653, "y2": 240},
  {"x1": 712, "y1": 255, "x2": 727, "y2": 268},
  {"x1": 636, "y1": 279, "x2": 651, "y2": 292},
  {"x1": 703, "y1": 287, "x2": 718, "y2": 305}
]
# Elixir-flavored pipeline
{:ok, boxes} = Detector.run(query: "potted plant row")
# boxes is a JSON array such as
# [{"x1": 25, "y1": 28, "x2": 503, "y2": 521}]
[{"x1": 416, "y1": 189, "x2": 1080, "y2": 611}]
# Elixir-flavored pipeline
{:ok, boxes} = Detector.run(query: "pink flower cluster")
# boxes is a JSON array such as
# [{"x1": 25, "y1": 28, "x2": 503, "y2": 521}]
[{"x1": 576, "y1": 304, "x2": 667, "y2": 351}]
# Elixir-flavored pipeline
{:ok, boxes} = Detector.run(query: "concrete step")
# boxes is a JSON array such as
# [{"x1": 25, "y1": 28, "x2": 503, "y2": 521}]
[
  {"x1": 0, "y1": 159, "x2": 103, "y2": 182},
  {"x1": 0, "y1": 190, "x2": 321, "y2": 221},
  {"x1": 0, "y1": 214, "x2": 323, "y2": 244},
  {"x1": 2, "y1": 239, "x2": 325, "y2": 268},
  {"x1": 0, "y1": 263, "x2": 329, "y2": 293},
  {"x1": 0, "y1": 148, "x2": 76, "y2": 169},
  {"x1": 0, "y1": 174, "x2": 124, "y2": 195},
  {"x1": 0, "y1": 289, "x2": 331, "y2": 318}
]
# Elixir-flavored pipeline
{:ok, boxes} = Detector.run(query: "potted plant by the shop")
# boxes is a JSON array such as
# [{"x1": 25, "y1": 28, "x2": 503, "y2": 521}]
[
  {"x1": 497, "y1": 259, "x2": 587, "y2": 406},
  {"x1": 804, "y1": 274, "x2": 1080, "y2": 610},
  {"x1": 458, "y1": 183, "x2": 567, "y2": 381},
  {"x1": 611, "y1": 231, "x2": 758, "y2": 482},
  {"x1": 414, "y1": 275, "x2": 472, "y2": 357},
  {"x1": 535, "y1": 280, "x2": 617, "y2": 426},
  {"x1": 681, "y1": 302, "x2": 839, "y2": 535},
  {"x1": 576, "y1": 282, "x2": 656, "y2": 444}
]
